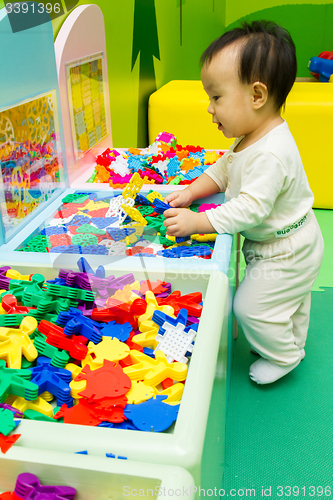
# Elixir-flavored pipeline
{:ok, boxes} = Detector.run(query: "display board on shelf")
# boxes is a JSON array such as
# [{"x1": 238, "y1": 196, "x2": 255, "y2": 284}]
[
  {"x1": 0, "y1": 6, "x2": 67, "y2": 246},
  {"x1": 55, "y1": 5, "x2": 112, "y2": 185},
  {"x1": 0, "y1": 91, "x2": 64, "y2": 242},
  {"x1": 66, "y1": 52, "x2": 108, "y2": 161}
]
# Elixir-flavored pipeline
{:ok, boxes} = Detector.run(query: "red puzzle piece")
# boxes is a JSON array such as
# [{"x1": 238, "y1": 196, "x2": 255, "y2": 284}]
[
  {"x1": 46, "y1": 332, "x2": 88, "y2": 360},
  {"x1": 75, "y1": 360, "x2": 131, "y2": 401},
  {"x1": 0, "y1": 433, "x2": 21, "y2": 453},
  {"x1": 140, "y1": 279, "x2": 168, "y2": 295},
  {"x1": 2, "y1": 295, "x2": 36, "y2": 315},
  {"x1": 86, "y1": 208, "x2": 109, "y2": 218},
  {"x1": 0, "y1": 492, "x2": 15, "y2": 499},
  {"x1": 54, "y1": 400, "x2": 101, "y2": 426},
  {"x1": 92, "y1": 298, "x2": 146, "y2": 330},
  {"x1": 156, "y1": 291, "x2": 203, "y2": 317},
  {"x1": 91, "y1": 396, "x2": 128, "y2": 423},
  {"x1": 54, "y1": 207, "x2": 78, "y2": 219}
]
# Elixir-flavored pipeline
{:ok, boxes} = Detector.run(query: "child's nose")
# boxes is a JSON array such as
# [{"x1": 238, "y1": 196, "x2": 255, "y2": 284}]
[{"x1": 207, "y1": 102, "x2": 215, "y2": 115}]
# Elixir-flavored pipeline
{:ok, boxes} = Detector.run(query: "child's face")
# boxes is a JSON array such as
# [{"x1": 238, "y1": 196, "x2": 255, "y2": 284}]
[{"x1": 201, "y1": 44, "x2": 257, "y2": 139}]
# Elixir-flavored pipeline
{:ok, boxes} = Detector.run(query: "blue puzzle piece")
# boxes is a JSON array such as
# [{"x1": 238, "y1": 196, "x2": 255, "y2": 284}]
[
  {"x1": 157, "y1": 246, "x2": 211, "y2": 258},
  {"x1": 64, "y1": 317, "x2": 102, "y2": 344},
  {"x1": 183, "y1": 167, "x2": 203, "y2": 180},
  {"x1": 98, "y1": 422, "x2": 114, "y2": 428},
  {"x1": 152, "y1": 199, "x2": 171, "y2": 214},
  {"x1": 143, "y1": 347, "x2": 155, "y2": 358},
  {"x1": 100, "y1": 321, "x2": 132, "y2": 342},
  {"x1": 77, "y1": 257, "x2": 105, "y2": 278},
  {"x1": 135, "y1": 193, "x2": 151, "y2": 205},
  {"x1": 59, "y1": 307, "x2": 102, "y2": 343},
  {"x1": 46, "y1": 278, "x2": 68, "y2": 286},
  {"x1": 29, "y1": 356, "x2": 73, "y2": 407},
  {"x1": 50, "y1": 245, "x2": 82, "y2": 254},
  {"x1": 152, "y1": 308, "x2": 188, "y2": 333},
  {"x1": 166, "y1": 156, "x2": 181, "y2": 176},
  {"x1": 127, "y1": 157, "x2": 142, "y2": 172},
  {"x1": 112, "y1": 420, "x2": 138, "y2": 430},
  {"x1": 69, "y1": 215, "x2": 91, "y2": 226},
  {"x1": 82, "y1": 245, "x2": 109, "y2": 255},
  {"x1": 133, "y1": 253, "x2": 157, "y2": 258},
  {"x1": 106, "y1": 227, "x2": 136, "y2": 241},
  {"x1": 41, "y1": 226, "x2": 67, "y2": 236},
  {"x1": 152, "y1": 200, "x2": 190, "y2": 243},
  {"x1": 124, "y1": 395, "x2": 179, "y2": 432},
  {"x1": 90, "y1": 217, "x2": 118, "y2": 229}
]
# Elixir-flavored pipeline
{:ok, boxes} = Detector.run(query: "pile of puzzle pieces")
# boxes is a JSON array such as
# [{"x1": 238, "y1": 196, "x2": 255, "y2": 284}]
[
  {"x1": 88, "y1": 131, "x2": 225, "y2": 186},
  {"x1": 0, "y1": 472, "x2": 76, "y2": 499},
  {"x1": 17, "y1": 173, "x2": 218, "y2": 256},
  {"x1": 0, "y1": 258, "x2": 203, "y2": 441}
]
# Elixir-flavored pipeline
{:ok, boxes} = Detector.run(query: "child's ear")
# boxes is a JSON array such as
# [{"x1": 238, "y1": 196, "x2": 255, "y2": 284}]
[{"x1": 252, "y1": 82, "x2": 268, "y2": 109}]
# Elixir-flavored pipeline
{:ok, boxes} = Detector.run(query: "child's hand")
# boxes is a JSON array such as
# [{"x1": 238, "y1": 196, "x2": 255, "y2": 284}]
[
  {"x1": 163, "y1": 189, "x2": 193, "y2": 208},
  {"x1": 163, "y1": 208, "x2": 201, "y2": 237}
]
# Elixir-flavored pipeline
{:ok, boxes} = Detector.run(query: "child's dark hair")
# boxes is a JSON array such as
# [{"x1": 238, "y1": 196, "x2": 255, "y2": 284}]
[{"x1": 200, "y1": 20, "x2": 297, "y2": 111}]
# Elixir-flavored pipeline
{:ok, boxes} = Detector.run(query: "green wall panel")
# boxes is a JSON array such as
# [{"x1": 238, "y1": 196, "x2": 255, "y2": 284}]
[
  {"x1": 225, "y1": 0, "x2": 333, "y2": 26},
  {"x1": 226, "y1": 4, "x2": 333, "y2": 78}
]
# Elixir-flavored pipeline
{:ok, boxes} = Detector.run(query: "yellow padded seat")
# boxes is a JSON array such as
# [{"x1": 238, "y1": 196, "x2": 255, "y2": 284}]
[{"x1": 149, "y1": 80, "x2": 333, "y2": 209}]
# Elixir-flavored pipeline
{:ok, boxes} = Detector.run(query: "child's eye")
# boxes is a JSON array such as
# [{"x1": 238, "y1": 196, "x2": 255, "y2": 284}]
[{"x1": 213, "y1": 96, "x2": 220, "y2": 101}]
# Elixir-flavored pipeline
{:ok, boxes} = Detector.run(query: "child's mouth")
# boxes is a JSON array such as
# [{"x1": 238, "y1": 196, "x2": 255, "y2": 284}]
[{"x1": 218, "y1": 123, "x2": 223, "y2": 130}]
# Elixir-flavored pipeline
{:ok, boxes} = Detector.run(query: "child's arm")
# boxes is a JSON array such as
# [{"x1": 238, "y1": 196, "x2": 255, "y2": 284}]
[{"x1": 164, "y1": 173, "x2": 220, "y2": 207}]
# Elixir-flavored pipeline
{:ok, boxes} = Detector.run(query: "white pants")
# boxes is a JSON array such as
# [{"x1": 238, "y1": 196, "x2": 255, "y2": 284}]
[{"x1": 233, "y1": 209, "x2": 324, "y2": 366}]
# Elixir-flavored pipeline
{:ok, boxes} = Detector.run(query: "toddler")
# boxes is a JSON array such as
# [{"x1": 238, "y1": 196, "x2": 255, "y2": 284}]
[{"x1": 163, "y1": 20, "x2": 324, "y2": 384}]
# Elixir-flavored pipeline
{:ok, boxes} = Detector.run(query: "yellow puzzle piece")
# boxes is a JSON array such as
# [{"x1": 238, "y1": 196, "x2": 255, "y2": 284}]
[
  {"x1": 155, "y1": 382, "x2": 184, "y2": 404},
  {"x1": 5, "y1": 395, "x2": 53, "y2": 417},
  {"x1": 138, "y1": 291, "x2": 174, "y2": 329},
  {"x1": 126, "y1": 380, "x2": 155, "y2": 404},
  {"x1": 132, "y1": 325, "x2": 159, "y2": 349},
  {"x1": 6, "y1": 269, "x2": 31, "y2": 281},
  {"x1": 84, "y1": 337, "x2": 130, "y2": 369},
  {"x1": 110, "y1": 282, "x2": 141, "y2": 303},
  {"x1": 204, "y1": 151, "x2": 222, "y2": 165},
  {"x1": 123, "y1": 350, "x2": 188, "y2": 387},
  {"x1": 146, "y1": 191, "x2": 164, "y2": 203},
  {"x1": 122, "y1": 172, "x2": 144, "y2": 200},
  {"x1": 121, "y1": 205, "x2": 147, "y2": 226},
  {"x1": 191, "y1": 233, "x2": 217, "y2": 242},
  {"x1": 0, "y1": 316, "x2": 38, "y2": 369}
]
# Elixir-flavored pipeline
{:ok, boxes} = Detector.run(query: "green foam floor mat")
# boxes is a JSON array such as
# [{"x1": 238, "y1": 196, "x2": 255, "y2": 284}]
[{"x1": 222, "y1": 286, "x2": 333, "y2": 493}]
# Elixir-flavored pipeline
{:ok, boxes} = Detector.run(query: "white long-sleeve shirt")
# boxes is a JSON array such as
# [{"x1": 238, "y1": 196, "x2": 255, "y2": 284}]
[{"x1": 204, "y1": 121, "x2": 314, "y2": 242}]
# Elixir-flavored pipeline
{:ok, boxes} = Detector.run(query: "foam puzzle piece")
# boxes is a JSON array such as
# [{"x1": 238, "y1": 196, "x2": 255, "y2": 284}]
[
  {"x1": 29, "y1": 357, "x2": 72, "y2": 406},
  {"x1": 124, "y1": 395, "x2": 179, "y2": 432},
  {"x1": 54, "y1": 399, "x2": 101, "y2": 426},
  {"x1": 0, "y1": 317, "x2": 38, "y2": 369},
  {"x1": 6, "y1": 395, "x2": 53, "y2": 417},
  {"x1": 152, "y1": 309, "x2": 196, "y2": 363},
  {"x1": 0, "y1": 408, "x2": 20, "y2": 436},
  {"x1": 13, "y1": 472, "x2": 77, "y2": 500},
  {"x1": 123, "y1": 350, "x2": 188, "y2": 386},
  {"x1": 84, "y1": 337, "x2": 130, "y2": 367},
  {"x1": 126, "y1": 380, "x2": 155, "y2": 404},
  {"x1": 100, "y1": 321, "x2": 132, "y2": 342},
  {"x1": 0, "y1": 433, "x2": 21, "y2": 453},
  {"x1": 138, "y1": 291, "x2": 174, "y2": 329},
  {"x1": 75, "y1": 360, "x2": 131, "y2": 401}
]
